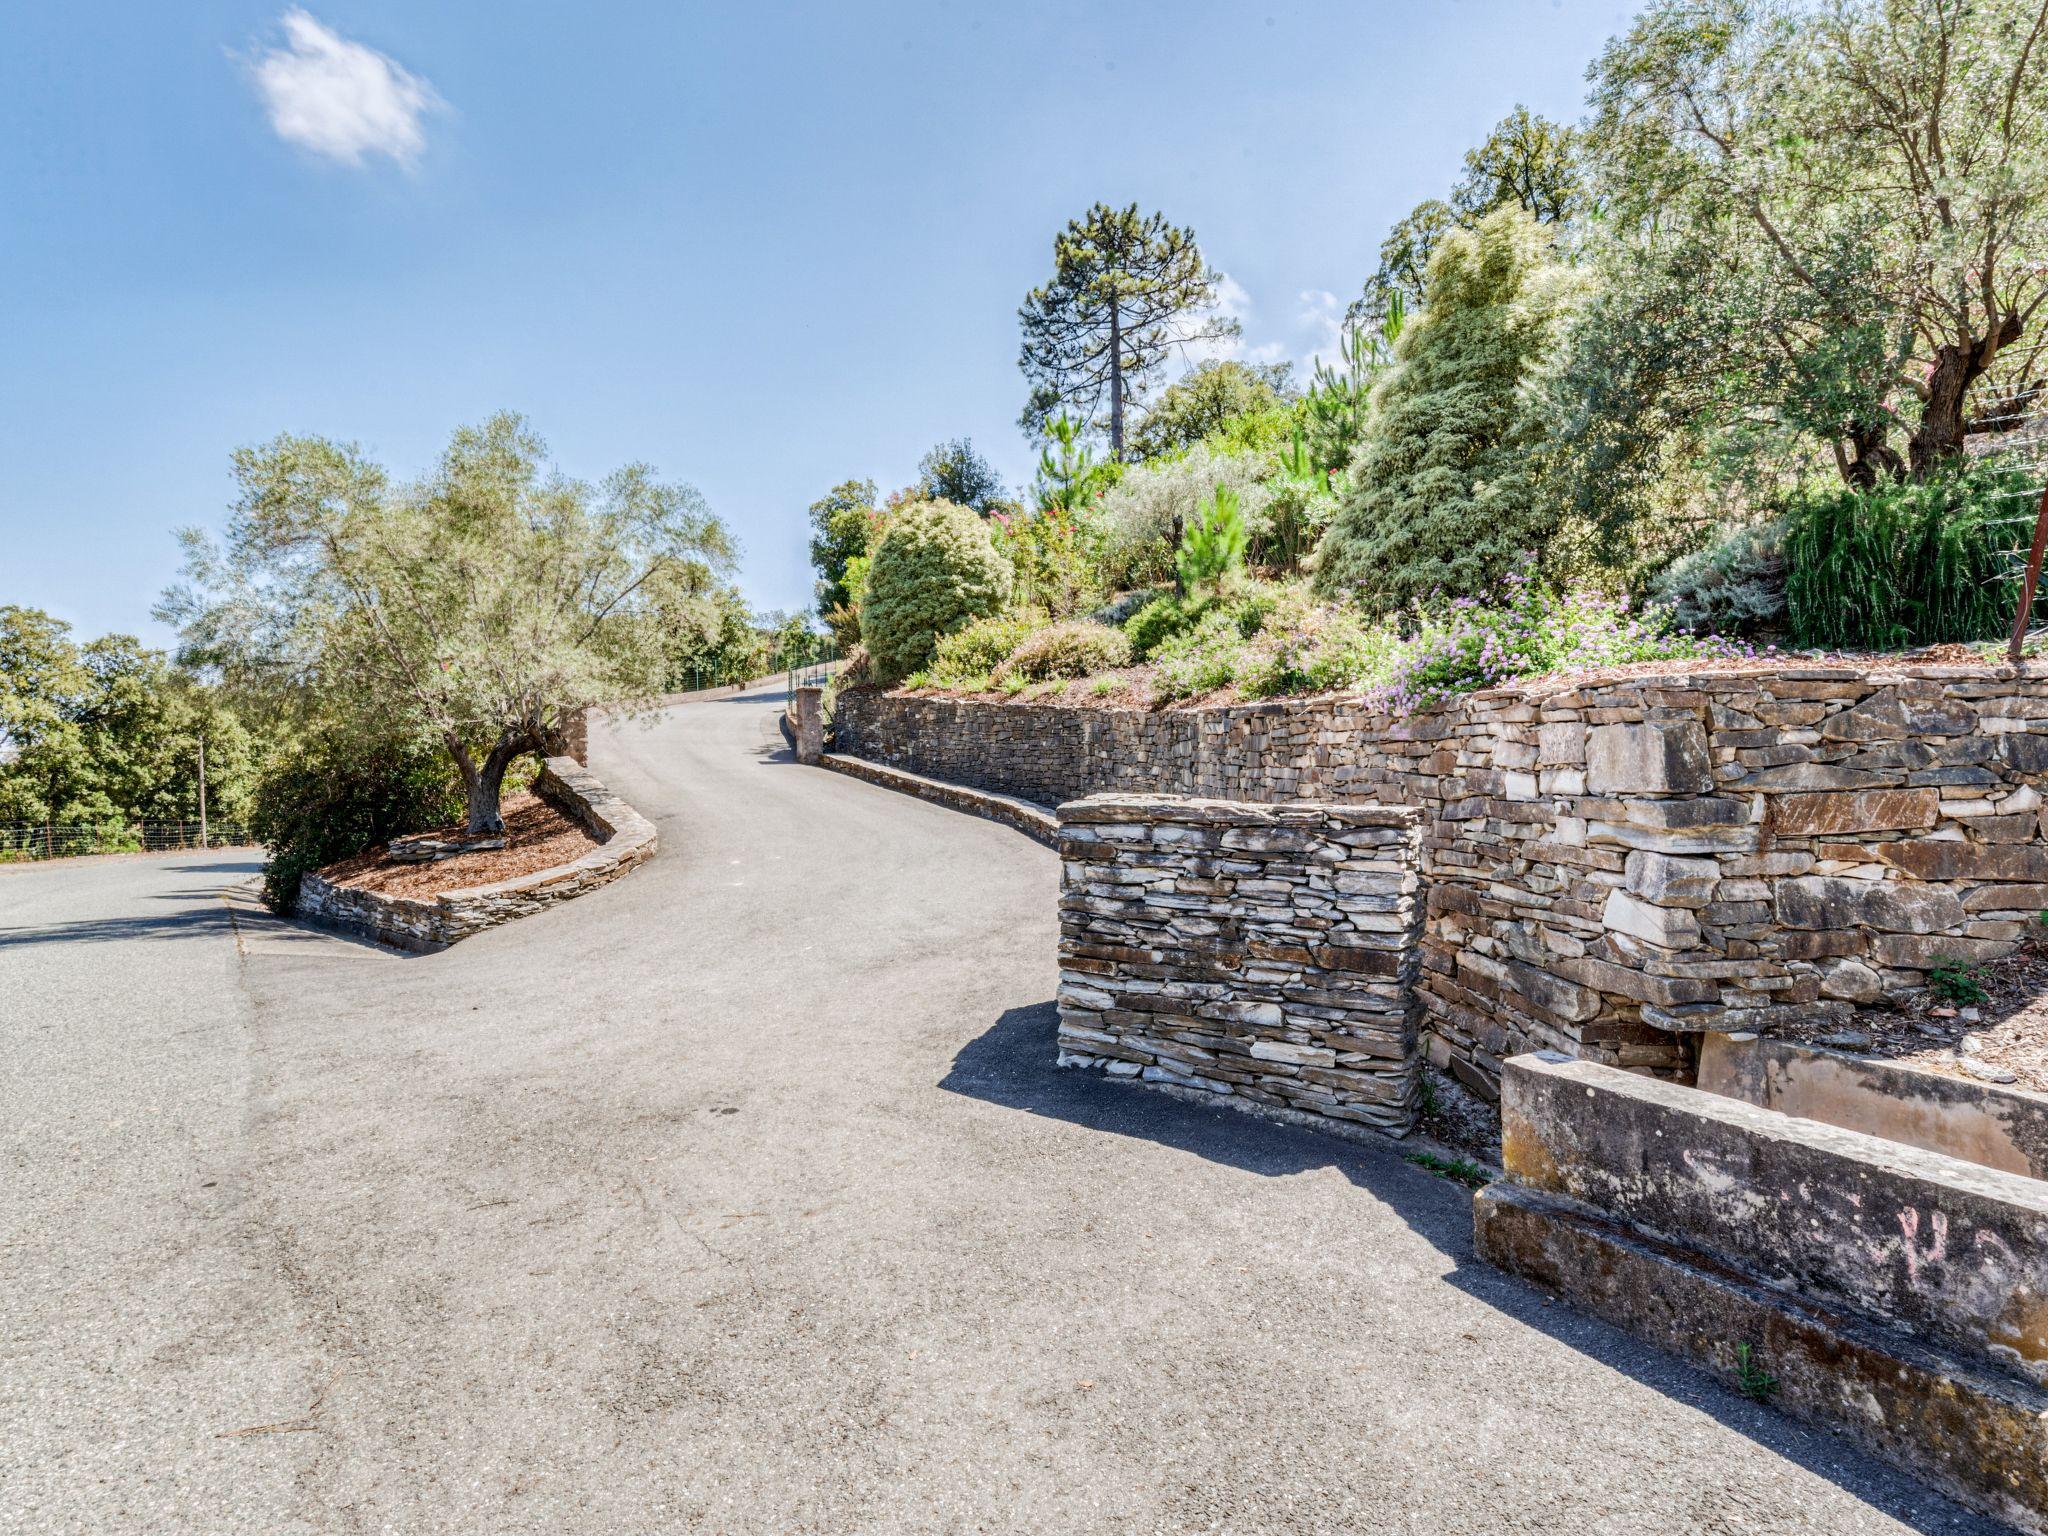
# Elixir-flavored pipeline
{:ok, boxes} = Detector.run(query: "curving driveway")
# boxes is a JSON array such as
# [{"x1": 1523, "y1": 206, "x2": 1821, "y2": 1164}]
[{"x1": 0, "y1": 681, "x2": 2002, "y2": 1534}]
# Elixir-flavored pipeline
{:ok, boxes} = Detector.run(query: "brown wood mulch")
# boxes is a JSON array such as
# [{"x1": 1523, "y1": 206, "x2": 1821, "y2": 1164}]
[
  {"x1": 1771, "y1": 932, "x2": 2048, "y2": 1095},
  {"x1": 319, "y1": 793, "x2": 599, "y2": 900}
]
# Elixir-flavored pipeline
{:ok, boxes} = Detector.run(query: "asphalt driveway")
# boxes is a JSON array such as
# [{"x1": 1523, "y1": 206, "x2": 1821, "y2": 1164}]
[{"x1": 0, "y1": 681, "x2": 2005, "y2": 1534}]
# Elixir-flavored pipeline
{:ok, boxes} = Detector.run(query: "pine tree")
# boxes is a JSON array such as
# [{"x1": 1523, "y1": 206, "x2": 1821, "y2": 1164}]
[
  {"x1": 1018, "y1": 203, "x2": 1237, "y2": 461},
  {"x1": 1315, "y1": 207, "x2": 1579, "y2": 615}
]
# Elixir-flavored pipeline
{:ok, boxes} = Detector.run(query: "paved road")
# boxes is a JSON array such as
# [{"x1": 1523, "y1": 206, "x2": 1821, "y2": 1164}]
[{"x1": 1, "y1": 682, "x2": 2003, "y2": 1535}]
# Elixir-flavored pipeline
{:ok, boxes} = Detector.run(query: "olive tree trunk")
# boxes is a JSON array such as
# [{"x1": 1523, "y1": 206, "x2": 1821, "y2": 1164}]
[{"x1": 450, "y1": 733, "x2": 529, "y2": 837}]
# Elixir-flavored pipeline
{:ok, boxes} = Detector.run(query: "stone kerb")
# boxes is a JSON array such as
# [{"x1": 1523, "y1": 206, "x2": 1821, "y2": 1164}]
[
  {"x1": 297, "y1": 755, "x2": 657, "y2": 952},
  {"x1": 1055, "y1": 794, "x2": 1426, "y2": 1137}
]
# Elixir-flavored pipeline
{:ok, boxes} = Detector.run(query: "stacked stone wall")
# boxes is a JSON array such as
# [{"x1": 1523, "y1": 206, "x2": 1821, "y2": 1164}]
[
  {"x1": 1056, "y1": 796, "x2": 1424, "y2": 1135},
  {"x1": 835, "y1": 662, "x2": 2048, "y2": 1097}
]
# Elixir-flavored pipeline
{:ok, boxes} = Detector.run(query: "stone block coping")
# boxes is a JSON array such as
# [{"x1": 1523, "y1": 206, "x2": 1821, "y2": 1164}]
[{"x1": 297, "y1": 756, "x2": 657, "y2": 952}]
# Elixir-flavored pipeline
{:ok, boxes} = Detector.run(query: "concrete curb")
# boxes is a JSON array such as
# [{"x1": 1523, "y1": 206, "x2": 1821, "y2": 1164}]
[
  {"x1": 816, "y1": 752, "x2": 1058, "y2": 848},
  {"x1": 297, "y1": 757, "x2": 657, "y2": 952}
]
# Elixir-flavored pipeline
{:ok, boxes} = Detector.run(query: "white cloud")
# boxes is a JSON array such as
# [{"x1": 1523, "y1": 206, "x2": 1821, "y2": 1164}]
[
  {"x1": 247, "y1": 11, "x2": 442, "y2": 167},
  {"x1": 1171, "y1": 278, "x2": 1351, "y2": 383},
  {"x1": 1292, "y1": 290, "x2": 1348, "y2": 374}
]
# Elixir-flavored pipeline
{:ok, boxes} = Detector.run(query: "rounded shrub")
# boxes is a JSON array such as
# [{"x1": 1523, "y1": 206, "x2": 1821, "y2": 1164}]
[
  {"x1": 1648, "y1": 521, "x2": 1787, "y2": 637},
  {"x1": 994, "y1": 620, "x2": 1133, "y2": 683},
  {"x1": 1123, "y1": 592, "x2": 1210, "y2": 658},
  {"x1": 861, "y1": 499, "x2": 1012, "y2": 681},
  {"x1": 921, "y1": 609, "x2": 1047, "y2": 687}
]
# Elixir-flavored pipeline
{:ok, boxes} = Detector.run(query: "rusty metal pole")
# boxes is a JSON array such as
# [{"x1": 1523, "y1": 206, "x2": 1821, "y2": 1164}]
[{"x1": 2007, "y1": 482, "x2": 2048, "y2": 663}]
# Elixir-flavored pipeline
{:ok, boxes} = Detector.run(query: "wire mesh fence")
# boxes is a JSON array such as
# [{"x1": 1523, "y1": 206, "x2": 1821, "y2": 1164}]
[
  {"x1": 782, "y1": 638, "x2": 839, "y2": 704},
  {"x1": 0, "y1": 823, "x2": 252, "y2": 862}
]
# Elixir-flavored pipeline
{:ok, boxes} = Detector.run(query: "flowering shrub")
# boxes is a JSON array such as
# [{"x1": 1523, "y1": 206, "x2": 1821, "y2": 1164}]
[
  {"x1": 990, "y1": 506, "x2": 1101, "y2": 618},
  {"x1": 1152, "y1": 608, "x2": 1252, "y2": 698},
  {"x1": 1364, "y1": 576, "x2": 1753, "y2": 715},
  {"x1": 1152, "y1": 575, "x2": 1750, "y2": 707},
  {"x1": 995, "y1": 620, "x2": 1133, "y2": 682},
  {"x1": 914, "y1": 610, "x2": 1048, "y2": 689}
]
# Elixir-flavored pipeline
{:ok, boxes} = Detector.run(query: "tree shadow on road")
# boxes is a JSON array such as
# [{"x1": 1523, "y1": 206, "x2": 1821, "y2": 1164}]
[{"x1": 939, "y1": 1001, "x2": 2000, "y2": 1536}]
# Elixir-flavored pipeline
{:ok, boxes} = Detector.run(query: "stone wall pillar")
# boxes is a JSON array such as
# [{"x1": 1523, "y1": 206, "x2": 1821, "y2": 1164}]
[
  {"x1": 555, "y1": 707, "x2": 589, "y2": 767},
  {"x1": 793, "y1": 687, "x2": 825, "y2": 765},
  {"x1": 1056, "y1": 794, "x2": 1426, "y2": 1137}
]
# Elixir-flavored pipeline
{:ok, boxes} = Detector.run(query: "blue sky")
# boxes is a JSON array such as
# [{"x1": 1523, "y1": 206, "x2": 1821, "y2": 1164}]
[{"x1": 1, "y1": 0, "x2": 1637, "y2": 647}]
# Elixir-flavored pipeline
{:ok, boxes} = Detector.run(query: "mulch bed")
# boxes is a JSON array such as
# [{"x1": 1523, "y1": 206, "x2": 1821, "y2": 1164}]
[
  {"x1": 319, "y1": 793, "x2": 600, "y2": 900},
  {"x1": 1770, "y1": 934, "x2": 2048, "y2": 1094}
]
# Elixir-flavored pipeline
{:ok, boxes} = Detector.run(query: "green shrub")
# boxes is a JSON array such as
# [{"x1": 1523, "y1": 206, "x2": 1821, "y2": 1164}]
[
  {"x1": 248, "y1": 727, "x2": 464, "y2": 914},
  {"x1": 1152, "y1": 609, "x2": 1254, "y2": 698},
  {"x1": 921, "y1": 610, "x2": 1047, "y2": 688},
  {"x1": 1314, "y1": 208, "x2": 1579, "y2": 615},
  {"x1": 994, "y1": 621, "x2": 1133, "y2": 682},
  {"x1": 861, "y1": 499, "x2": 1013, "y2": 681},
  {"x1": 1649, "y1": 521, "x2": 1788, "y2": 637},
  {"x1": 1091, "y1": 586, "x2": 1169, "y2": 627},
  {"x1": 1783, "y1": 465, "x2": 2028, "y2": 650},
  {"x1": 1123, "y1": 592, "x2": 1205, "y2": 658},
  {"x1": 1177, "y1": 484, "x2": 1249, "y2": 593}
]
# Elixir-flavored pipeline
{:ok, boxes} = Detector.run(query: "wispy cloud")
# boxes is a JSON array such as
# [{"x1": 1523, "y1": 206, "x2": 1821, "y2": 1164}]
[
  {"x1": 1176, "y1": 278, "x2": 1349, "y2": 381},
  {"x1": 246, "y1": 11, "x2": 442, "y2": 168}
]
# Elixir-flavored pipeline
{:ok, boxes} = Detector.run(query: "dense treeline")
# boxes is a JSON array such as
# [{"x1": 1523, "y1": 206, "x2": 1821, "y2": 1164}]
[{"x1": 811, "y1": 0, "x2": 2048, "y2": 706}]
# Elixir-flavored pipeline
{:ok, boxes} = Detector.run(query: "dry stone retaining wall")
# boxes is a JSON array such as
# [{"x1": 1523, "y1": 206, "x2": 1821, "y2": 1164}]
[
  {"x1": 1056, "y1": 796, "x2": 1425, "y2": 1135},
  {"x1": 835, "y1": 662, "x2": 2048, "y2": 1097}
]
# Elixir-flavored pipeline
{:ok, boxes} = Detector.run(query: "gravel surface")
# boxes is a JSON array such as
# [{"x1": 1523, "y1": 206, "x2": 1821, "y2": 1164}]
[{"x1": 0, "y1": 681, "x2": 2002, "y2": 1534}]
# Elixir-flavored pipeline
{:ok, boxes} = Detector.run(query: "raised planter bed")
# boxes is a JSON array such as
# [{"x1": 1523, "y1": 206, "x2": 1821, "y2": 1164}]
[{"x1": 296, "y1": 757, "x2": 656, "y2": 952}]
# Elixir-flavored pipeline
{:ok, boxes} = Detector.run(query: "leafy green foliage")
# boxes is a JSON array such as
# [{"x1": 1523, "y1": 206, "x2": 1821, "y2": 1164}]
[
  {"x1": 1317, "y1": 207, "x2": 1581, "y2": 615},
  {"x1": 248, "y1": 724, "x2": 462, "y2": 914},
  {"x1": 914, "y1": 610, "x2": 1048, "y2": 689},
  {"x1": 994, "y1": 621, "x2": 1133, "y2": 683},
  {"x1": 1402, "y1": 1152, "x2": 1493, "y2": 1189},
  {"x1": 1586, "y1": 0, "x2": 2048, "y2": 482},
  {"x1": 1782, "y1": 466, "x2": 2027, "y2": 649},
  {"x1": 1733, "y1": 1343, "x2": 1779, "y2": 1404},
  {"x1": 1095, "y1": 445, "x2": 1271, "y2": 591},
  {"x1": 1177, "y1": 485, "x2": 1249, "y2": 594},
  {"x1": 1353, "y1": 107, "x2": 1584, "y2": 328},
  {"x1": 0, "y1": 606, "x2": 257, "y2": 830},
  {"x1": 916, "y1": 439, "x2": 1006, "y2": 513},
  {"x1": 808, "y1": 478, "x2": 879, "y2": 618},
  {"x1": 860, "y1": 499, "x2": 1013, "y2": 681},
  {"x1": 1928, "y1": 961, "x2": 1990, "y2": 1006},
  {"x1": 1122, "y1": 591, "x2": 1210, "y2": 659},
  {"x1": 1648, "y1": 522, "x2": 1788, "y2": 637},
  {"x1": 163, "y1": 413, "x2": 734, "y2": 834},
  {"x1": 1130, "y1": 361, "x2": 1292, "y2": 461}
]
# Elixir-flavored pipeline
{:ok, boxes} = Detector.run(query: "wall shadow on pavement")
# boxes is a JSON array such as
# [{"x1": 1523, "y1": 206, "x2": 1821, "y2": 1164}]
[{"x1": 939, "y1": 1000, "x2": 1998, "y2": 1536}]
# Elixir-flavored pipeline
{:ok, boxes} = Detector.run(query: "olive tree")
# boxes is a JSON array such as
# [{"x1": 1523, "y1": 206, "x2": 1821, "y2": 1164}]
[
  {"x1": 164, "y1": 412, "x2": 735, "y2": 835},
  {"x1": 1588, "y1": 0, "x2": 2048, "y2": 482}
]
